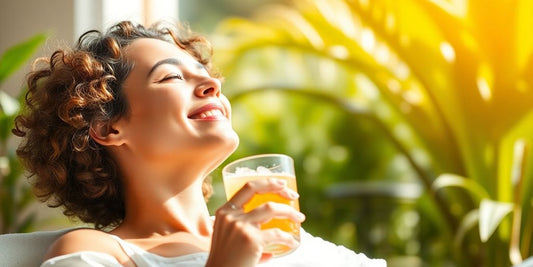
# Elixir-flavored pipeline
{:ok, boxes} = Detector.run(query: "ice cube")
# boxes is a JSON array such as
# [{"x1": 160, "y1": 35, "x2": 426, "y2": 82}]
[
  {"x1": 235, "y1": 167, "x2": 255, "y2": 175},
  {"x1": 256, "y1": 166, "x2": 272, "y2": 174}
]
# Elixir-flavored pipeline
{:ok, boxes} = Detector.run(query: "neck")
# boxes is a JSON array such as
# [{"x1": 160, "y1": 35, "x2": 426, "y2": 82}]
[{"x1": 112, "y1": 155, "x2": 215, "y2": 239}]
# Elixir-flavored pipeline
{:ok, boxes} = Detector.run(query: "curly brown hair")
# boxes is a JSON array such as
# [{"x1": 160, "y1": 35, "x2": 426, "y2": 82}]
[{"x1": 13, "y1": 21, "x2": 216, "y2": 229}]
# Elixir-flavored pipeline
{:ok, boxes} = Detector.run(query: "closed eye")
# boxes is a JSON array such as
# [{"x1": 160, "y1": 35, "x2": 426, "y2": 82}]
[{"x1": 158, "y1": 73, "x2": 183, "y2": 83}]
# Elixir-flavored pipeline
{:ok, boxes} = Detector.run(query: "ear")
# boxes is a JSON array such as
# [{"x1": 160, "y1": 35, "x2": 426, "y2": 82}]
[{"x1": 89, "y1": 121, "x2": 125, "y2": 147}]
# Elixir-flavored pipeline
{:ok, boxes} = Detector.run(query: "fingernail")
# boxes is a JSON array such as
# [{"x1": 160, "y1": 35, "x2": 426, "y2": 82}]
[
  {"x1": 289, "y1": 191, "x2": 299, "y2": 199},
  {"x1": 297, "y1": 212, "x2": 306, "y2": 221}
]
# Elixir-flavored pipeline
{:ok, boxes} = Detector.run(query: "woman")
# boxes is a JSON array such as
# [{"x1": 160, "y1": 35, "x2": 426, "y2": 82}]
[{"x1": 13, "y1": 21, "x2": 386, "y2": 266}]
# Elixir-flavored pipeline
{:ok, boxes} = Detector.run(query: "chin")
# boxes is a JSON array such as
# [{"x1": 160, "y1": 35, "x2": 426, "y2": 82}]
[
  {"x1": 219, "y1": 130, "x2": 240, "y2": 160},
  {"x1": 204, "y1": 130, "x2": 240, "y2": 171}
]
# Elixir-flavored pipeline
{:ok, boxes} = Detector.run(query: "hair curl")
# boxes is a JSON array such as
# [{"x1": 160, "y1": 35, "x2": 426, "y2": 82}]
[{"x1": 13, "y1": 21, "x2": 216, "y2": 229}]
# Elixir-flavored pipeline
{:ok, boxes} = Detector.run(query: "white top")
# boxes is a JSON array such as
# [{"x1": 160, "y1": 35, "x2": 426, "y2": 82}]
[{"x1": 41, "y1": 228, "x2": 386, "y2": 267}]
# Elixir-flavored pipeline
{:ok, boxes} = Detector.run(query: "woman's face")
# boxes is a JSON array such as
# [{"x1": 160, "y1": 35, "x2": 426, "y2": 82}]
[{"x1": 115, "y1": 38, "x2": 239, "y2": 167}]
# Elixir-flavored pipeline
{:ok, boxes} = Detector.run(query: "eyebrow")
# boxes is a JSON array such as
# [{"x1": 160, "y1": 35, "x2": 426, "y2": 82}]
[
  {"x1": 147, "y1": 58, "x2": 207, "y2": 77},
  {"x1": 147, "y1": 58, "x2": 182, "y2": 77}
]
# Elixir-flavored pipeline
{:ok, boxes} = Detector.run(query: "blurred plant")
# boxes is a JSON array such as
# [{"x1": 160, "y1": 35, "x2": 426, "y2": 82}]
[
  {"x1": 0, "y1": 34, "x2": 46, "y2": 233},
  {"x1": 211, "y1": 0, "x2": 533, "y2": 266}
]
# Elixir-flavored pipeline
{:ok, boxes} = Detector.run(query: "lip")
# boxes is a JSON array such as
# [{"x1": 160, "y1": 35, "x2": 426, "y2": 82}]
[{"x1": 188, "y1": 102, "x2": 227, "y2": 120}]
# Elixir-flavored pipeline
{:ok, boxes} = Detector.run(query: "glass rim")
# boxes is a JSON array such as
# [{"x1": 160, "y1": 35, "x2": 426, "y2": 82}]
[{"x1": 222, "y1": 153, "x2": 293, "y2": 174}]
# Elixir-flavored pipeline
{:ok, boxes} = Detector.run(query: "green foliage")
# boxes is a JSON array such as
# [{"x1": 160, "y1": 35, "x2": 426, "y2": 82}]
[
  {"x1": 210, "y1": 0, "x2": 533, "y2": 265},
  {"x1": 0, "y1": 34, "x2": 46, "y2": 233},
  {"x1": 0, "y1": 34, "x2": 46, "y2": 84}
]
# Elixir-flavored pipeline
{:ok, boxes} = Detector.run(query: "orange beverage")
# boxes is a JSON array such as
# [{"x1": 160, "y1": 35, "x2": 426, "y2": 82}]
[{"x1": 222, "y1": 154, "x2": 300, "y2": 257}]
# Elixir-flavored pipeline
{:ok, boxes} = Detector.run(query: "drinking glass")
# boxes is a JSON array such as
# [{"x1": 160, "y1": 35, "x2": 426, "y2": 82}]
[{"x1": 222, "y1": 154, "x2": 300, "y2": 257}]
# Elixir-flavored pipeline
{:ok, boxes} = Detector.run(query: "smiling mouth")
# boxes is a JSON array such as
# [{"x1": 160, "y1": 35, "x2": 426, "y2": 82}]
[
  {"x1": 188, "y1": 103, "x2": 227, "y2": 120},
  {"x1": 189, "y1": 109, "x2": 226, "y2": 120}
]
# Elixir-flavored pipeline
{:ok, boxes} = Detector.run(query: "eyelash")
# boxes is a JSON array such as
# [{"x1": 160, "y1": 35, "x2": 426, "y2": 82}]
[{"x1": 159, "y1": 73, "x2": 183, "y2": 82}]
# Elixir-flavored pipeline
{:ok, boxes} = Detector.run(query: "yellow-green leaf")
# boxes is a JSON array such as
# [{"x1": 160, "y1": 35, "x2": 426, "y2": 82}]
[
  {"x1": 479, "y1": 199, "x2": 514, "y2": 242},
  {"x1": 432, "y1": 173, "x2": 489, "y2": 201}
]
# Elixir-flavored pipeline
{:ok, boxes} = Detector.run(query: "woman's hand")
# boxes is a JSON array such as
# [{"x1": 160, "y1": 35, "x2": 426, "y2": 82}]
[{"x1": 206, "y1": 178, "x2": 305, "y2": 267}]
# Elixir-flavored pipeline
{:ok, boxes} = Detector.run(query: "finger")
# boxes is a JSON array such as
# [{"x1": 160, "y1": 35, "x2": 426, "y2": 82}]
[
  {"x1": 229, "y1": 178, "x2": 298, "y2": 207},
  {"x1": 225, "y1": 201, "x2": 240, "y2": 211},
  {"x1": 261, "y1": 228, "x2": 300, "y2": 249},
  {"x1": 244, "y1": 202, "x2": 305, "y2": 225}
]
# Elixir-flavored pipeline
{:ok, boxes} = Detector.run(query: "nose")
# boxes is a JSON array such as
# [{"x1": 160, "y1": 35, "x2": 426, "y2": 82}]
[{"x1": 194, "y1": 76, "x2": 221, "y2": 98}]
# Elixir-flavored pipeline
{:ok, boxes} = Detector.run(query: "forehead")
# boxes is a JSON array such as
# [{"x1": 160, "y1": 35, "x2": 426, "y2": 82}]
[{"x1": 124, "y1": 38, "x2": 199, "y2": 69}]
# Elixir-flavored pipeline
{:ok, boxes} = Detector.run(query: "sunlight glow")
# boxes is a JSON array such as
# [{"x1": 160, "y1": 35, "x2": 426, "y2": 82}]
[
  {"x1": 102, "y1": 0, "x2": 143, "y2": 26},
  {"x1": 361, "y1": 28, "x2": 376, "y2": 53},
  {"x1": 511, "y1": 139, "x2": 527, "y2": 186},
  {"x1": 403, "y1": 90, "x2": 423, "y2": 105},
  {"x1": 102, "y1": 0, "x2": 180, "y2": 27},
  {"x1": 394, "y1": 124, "x2": 413, "y2": 141},
  {"x1": 477, "y1": 77, "x2": 492, "y2": 101},
  {"x1": 394, "y1": 62, "x2": 411, "y2": 80},
  {"x1": 440, "y1": 42, "x2": 456, "y2": 63},
  {"x1": 319, "y1": 59, "x2": 339, "y2": 86},
  {"x1": 328, "y1": 45, "x2": 350, "y2": 60},
  {"x1": 280, "y1": 9, "x2": 324, "y2": 49},
  {"x1": 476, "y1": 63, "x2": 494, "y2": 101},
  {"x1": 316, "y1": 0, "x2": 358, "y2": 38},
  {"x1": 384, "y1": 13, "x2": 396, "y2": 33},
  {"x1": 355, "y1": 74, "x2": 380, "y2": 100},
  {"x1": 374, "y1": 44, "x2": 390, "y2": 64},
  {"x1": 429, "y1": 0, "x2": 467, "y2": 18},
  {"x1": 387, "y1": 79, "x2": 401, "y2": 93}
]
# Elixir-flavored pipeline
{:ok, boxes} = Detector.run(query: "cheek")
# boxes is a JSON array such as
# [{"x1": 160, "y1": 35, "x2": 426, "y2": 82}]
[
  {"x1": 125, "y1": 95, "x2": 188, "y2": 147},
  {"x1": 130, "y1": 89, "x2": 186, "y2": 119},
  {"x1": 124, "y1": 118, "x2": 190, "y2": 161},
  {"x1": 220, "y1": 95, "x2": 233, "y2": 116}
]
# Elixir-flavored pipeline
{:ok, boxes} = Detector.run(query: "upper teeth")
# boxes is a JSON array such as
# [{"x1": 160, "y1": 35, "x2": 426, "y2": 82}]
[{"x1": 199, "y1": 109, "x2": 224, "y2": 118}]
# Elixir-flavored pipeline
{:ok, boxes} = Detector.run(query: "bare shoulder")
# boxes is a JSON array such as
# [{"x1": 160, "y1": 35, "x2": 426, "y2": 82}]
[{"x1": 44, "y1": 228, "x2": 125, "y2": 262}]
